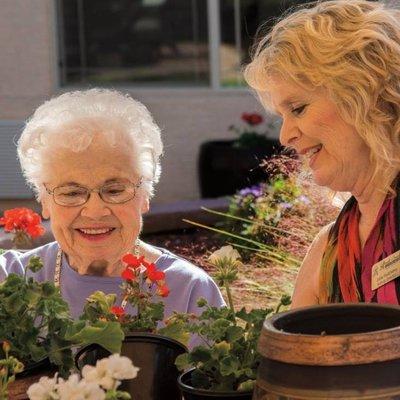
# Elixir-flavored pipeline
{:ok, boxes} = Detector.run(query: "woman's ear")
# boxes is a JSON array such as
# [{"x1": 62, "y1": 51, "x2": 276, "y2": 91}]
[{"x1": 141, "y1": 198, "x2": 150, "y2": 214}]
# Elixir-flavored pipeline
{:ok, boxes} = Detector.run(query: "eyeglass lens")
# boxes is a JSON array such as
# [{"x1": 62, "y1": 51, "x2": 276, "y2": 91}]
[{"x1": 53, "y1": 181, "x2": 137, "y2": 206}]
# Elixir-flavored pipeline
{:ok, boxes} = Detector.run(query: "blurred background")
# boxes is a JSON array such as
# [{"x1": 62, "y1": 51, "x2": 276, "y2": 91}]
[
  {"x1": 2, "y1": 0, "x2": 396, "y2": 215},
  {"x1": 0, "y1": 0, "x2": 313, "y2": 214}
]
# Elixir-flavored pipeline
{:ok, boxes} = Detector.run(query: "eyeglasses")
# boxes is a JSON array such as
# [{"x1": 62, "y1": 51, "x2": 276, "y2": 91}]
[{"x1": 44, "y1": 178, "x2": 143, "y2": 207}]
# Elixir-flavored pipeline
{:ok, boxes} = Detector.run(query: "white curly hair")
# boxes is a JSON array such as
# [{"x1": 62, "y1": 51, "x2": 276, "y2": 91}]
[{"x1": 17, "y1": 89, "x2": 163, "y2": 200}]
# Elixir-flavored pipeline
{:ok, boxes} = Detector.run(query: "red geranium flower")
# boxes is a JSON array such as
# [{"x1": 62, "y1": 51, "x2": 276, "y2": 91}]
[
  {"x1": 110, "y1": 306, "x2": 125, "y2": 317},
  {"x1": 0, "y1": 208, "x2": 45, "y2": 238},
  {"x1": 121, "y1": 267, "x2": 136, "y2": 281},
  {"x1": 122, "y1": 254, "x2": 144, "y2": 268},
  {"x1": 241, "y1": 112, "x2": 263, "y2": 126},
  {"x1": 146, "y1": 263, "x2": 165, "y2": 282},
  {"x1": 157, "y1": 284, "x2": 170, "y2": 298}
]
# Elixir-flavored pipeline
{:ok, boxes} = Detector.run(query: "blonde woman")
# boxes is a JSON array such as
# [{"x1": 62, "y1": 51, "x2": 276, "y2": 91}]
[{"x1": 245, "y1": 0, "x2": 400, "y2": 307}]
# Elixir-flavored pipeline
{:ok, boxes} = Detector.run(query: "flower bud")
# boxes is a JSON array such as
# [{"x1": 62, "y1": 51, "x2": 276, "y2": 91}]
[{"x1": 2, "y1": 341, "x2": 10, "y2": 354}]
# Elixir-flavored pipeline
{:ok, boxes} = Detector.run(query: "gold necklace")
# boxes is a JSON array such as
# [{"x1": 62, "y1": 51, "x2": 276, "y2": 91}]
[{"x1": 54, "y1": 247, "x2": 62, "y2": 288}]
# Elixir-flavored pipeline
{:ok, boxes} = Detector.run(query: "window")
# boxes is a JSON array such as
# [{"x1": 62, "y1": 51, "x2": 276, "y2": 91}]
[
  {"x1": 57, "y1": 0, "x2": 311, "y2": 88},
  {"x1": 58, "y1": 0, "x2": 209, "y2": 86},
  {"x1": 219, "y1": 0, "x2": 310, "y2": 88}
]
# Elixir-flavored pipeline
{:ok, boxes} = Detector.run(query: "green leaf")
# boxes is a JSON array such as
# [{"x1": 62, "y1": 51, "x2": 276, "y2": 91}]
[
  {"x1": 26, "y1": 256, "x2": 43, "y2": 273},
  {"x1": 197, "y1": 297, "x2": 208, "y2": 308},
  {"x1": 219, "y1": 355, "x2": 240, "y2": 376},
  {"x1": 158, "y1": 320, "x2": 190, "y2": 347},
  {"x1": 66, "y1": 321, "x2": 124, "y2": 354},
  {"x1": 226, "y1": 326, "x2": 244, "y2": 342},
  {"x1": 175, "y1": 353, "x2": 191, "y2": 370},
  {"x1": 5, "y1": 292, "x2": 25, "y2": 313},
  {"x1": 86, "y1": 291, "x2": 117, "y2": 312},
  {"x1": 190, "y1": 346, "x2": 212, "y2": 363},
  {"x1": 27, "y1": 342, "x2": 47, "y2": 362},
  {"x1": 24, "y1": 287, "x2": 42, "y2": 306},
  {"x1": 280, "y1": 294, "x2": 292, "y2": 306},
  {"x1": 212, "y1": 341, "x2": 230, "y2": 359},
  {"x1": 41, "y1": 282, "x2": 56, "y2": 297},
  {"x1": 237, "y1": 379, "x2": 255, "y2": 391}
]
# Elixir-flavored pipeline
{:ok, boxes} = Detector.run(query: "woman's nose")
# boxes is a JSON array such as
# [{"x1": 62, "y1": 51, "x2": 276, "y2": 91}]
[
  {"x1": 80, "y1": 192, "x2": 112, "y2": 219},
  {"x1": 279, "y1": 118, "x2": 300, "y2": 147}
]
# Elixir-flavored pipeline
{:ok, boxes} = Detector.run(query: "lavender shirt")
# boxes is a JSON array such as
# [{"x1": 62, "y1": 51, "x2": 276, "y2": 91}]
[{"x1": 0, "y1": 241, "x2": 225, "y2": 321}]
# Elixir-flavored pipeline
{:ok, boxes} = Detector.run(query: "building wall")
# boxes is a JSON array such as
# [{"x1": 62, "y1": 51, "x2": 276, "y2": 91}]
[
  {"x1": 0, "y1": 0, "x2": 57, "y2": 118},
  {"x1": 0, "y1": 0, "x2": 273, "y2": 209}
]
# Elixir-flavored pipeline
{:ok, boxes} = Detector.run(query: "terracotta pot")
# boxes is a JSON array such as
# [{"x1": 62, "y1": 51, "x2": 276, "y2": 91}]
[
  {"x1": 8, "y1": 358, "x2": 55, "y2": 400},
  {"x1": 178, "y1": 369, "x2": 253, "y2": 399},
  {"x1": 76, "y1": 333, "x2": 187, "y2": 400},
  {"x1": 254, "y1": 303, "x2": 400, "y2": 399}
]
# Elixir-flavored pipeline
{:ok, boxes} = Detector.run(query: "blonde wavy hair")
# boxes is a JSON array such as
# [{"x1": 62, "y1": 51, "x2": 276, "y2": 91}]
[{"x1": 244, "y1": 0, "x2": 400, "y2": 193}]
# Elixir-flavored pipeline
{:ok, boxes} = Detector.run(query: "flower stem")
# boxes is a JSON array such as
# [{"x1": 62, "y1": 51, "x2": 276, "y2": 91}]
[{"x1": 224, "y1": 282, "x2": 236, "y2": 322}]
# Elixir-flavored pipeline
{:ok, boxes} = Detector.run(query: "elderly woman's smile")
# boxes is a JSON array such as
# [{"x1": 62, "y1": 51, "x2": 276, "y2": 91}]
[
  {"x1": 40, "y1": 139, "x2": 148, "y2": 276},
  {"x1": 75, "y1": 227, "x2": 116, "y2": 240}
]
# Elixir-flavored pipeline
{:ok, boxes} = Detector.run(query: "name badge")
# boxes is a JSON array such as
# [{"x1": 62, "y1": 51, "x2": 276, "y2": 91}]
[{"x1": 371, "y1": 250, "x2": 400, "y2": 291}]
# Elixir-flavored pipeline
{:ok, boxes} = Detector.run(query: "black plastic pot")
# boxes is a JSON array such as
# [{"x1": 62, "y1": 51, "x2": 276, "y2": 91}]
[
  {"x1": 178, "y1": 369, "x2": 253, "y2": 400},
  {"x1": 76, "y1": 333, "x2": 187, "y2": 400},
  {"x1": 17, "y1": 357, "x2": 53, "y2": 378},
  {"x1": 198, "y1": 139, "x2": 282, "y2": 198}
]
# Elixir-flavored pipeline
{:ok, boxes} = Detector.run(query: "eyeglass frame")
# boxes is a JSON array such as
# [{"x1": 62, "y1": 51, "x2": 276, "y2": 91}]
[{"x1": 43, "y1": 177, "x2": 144, "y2": 207}]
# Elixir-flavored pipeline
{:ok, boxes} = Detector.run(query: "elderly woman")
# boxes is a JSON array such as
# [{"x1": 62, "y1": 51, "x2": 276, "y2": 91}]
[
  {"x1": 0, "y1": 89, "x2": 224, "y2": 319},
  {"x1": 245, "y1": 0, "x2": 400, "y2": 307}
]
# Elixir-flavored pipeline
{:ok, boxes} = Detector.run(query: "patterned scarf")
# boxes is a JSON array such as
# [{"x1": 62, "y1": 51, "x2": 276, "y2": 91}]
[{"x1": 319, "y1": 189, "x2": 400, "y2": 305}]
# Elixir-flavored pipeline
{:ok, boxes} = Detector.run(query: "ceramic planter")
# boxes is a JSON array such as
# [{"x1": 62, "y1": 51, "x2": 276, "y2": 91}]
[
  {"x1": 254, "y1": 303, "x2": 400, "y2": 399},
  {"x1": 76, "y1": 332, "x2": 187, "y2": 400},
  {"x1": 198, "y1": 139, "x2": 281, "y2": 198},
  {"x1": 178, "y1": 369, "x2": 253, "y2": 400}
]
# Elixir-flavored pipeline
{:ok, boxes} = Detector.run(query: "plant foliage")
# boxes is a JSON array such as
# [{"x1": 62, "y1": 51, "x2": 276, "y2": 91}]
[{"x1": 0, "y1": 256, "x2": 123, "y2": 375}]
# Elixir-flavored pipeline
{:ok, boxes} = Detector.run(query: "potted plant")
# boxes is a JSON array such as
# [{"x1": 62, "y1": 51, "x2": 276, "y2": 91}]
[
  {"x1": 0, "y1": 208, "x2": 45, "y2": 249},
  {"x1": 75, "y1": 253, "x2": 188, "y2": 400},
  {"x1": 175, "y1": 246, "x2": 291, "y2": 399},
  {"x1": 198, "y1": 112, "x2": 282, "y2": 198},
  {"x1": 0, "y1": 256, "x2": 124, "y2": 399}
]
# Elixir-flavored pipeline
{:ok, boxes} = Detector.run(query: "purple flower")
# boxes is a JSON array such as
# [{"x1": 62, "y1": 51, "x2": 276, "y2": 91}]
[
  {"x1": 280, "y1": 202, "x2": 293, "y2": 210},
  {"x1": 298, "y1": 195, "x2": 311, "y2": 205},
  {"x1": 238, "y1": 184, "x2": 264, "y2": 198}
]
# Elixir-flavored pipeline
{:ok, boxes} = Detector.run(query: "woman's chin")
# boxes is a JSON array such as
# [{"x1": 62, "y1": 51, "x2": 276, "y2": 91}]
[{"x1": 312, "y1": 171, "x2": 338, "y2": 191}]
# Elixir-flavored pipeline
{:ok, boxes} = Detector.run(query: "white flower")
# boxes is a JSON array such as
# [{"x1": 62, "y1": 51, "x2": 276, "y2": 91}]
[
  {"x1": 208, "y1": 245, "x2": 241, "y2": 265},
  {"x1": 27, "y1": 374, "x2": 59, "y2": 400},
  {"x1": 28, "y1": 354, "x2": 138, "y2": 400},
  {"x1": 81, "y1": 364, "x2": 115, "y2": 390},
  {"x1": 57, "y1": 374, "x2": 105, "y2": 400},
  {"x1": 104, "y1": 354, "x2": 140, "y2": 380},
  {"x1": 82, "y1": 354, "x2": 139, "y2": 390}
]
